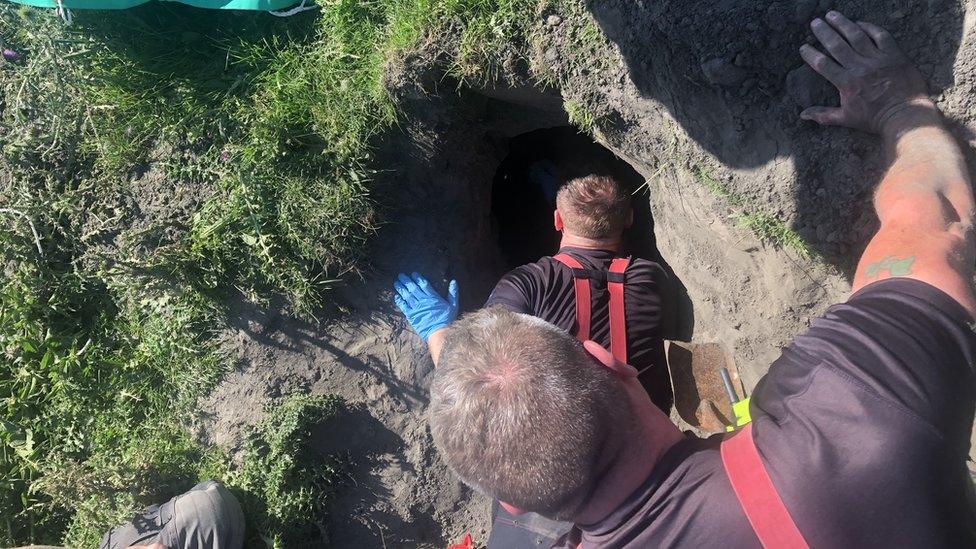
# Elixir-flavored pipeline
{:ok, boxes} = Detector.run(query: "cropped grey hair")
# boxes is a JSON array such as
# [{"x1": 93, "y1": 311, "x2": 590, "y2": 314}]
[{"x1": 428, "y1": 306, "x2": 633, "y2": 520}]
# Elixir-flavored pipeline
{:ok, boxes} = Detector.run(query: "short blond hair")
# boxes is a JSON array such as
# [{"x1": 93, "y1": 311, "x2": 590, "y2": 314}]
[{"x1": 555, "y1": 175, "x2": 631, "y2": 239}]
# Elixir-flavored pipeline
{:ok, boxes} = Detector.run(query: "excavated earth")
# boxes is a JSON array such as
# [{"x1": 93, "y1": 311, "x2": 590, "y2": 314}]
[{"x1": 197, "y1": 1, "x2": 976, "y2": 546}]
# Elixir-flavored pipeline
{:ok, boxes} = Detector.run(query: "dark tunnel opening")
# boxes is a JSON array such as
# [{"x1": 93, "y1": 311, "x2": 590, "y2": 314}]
[{"x1": 491, "y1": 126, "x2": 660, "y2": 268}]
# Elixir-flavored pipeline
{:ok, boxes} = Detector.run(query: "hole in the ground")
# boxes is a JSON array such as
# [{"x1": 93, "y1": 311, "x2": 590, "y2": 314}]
[{"x1": 491, "y1": 126, "x2": 659, "y2": 267}]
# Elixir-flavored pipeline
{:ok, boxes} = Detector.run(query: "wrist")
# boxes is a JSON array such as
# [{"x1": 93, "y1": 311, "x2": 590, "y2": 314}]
[
  {"x1": 427, "y1": 327, "x2": 449, "y2": 344},
  {"x1": 420, "y1": 322, "x2": 451, "y2": 341},
  {"x1": 427, "y1": 327, "x2": 449, "y2": 366},
  {"x1": 878, "y1": 98, "x2": 942, "y2": 140}
]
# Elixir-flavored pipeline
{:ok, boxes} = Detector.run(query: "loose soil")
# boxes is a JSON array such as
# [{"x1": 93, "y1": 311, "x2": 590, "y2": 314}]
[
  {"x1": 195, "y1": 1, "x2": 976, "y2": 546},
  {"x1": 198, "y1": 93, "x2": 567, "y2": 547}
]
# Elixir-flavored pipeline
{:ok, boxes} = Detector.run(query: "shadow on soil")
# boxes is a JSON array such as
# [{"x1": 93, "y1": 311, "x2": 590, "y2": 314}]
[
  {"x1": 226, "y1": 296, "x2": 432, "y2": 406},
  {"x1": 588, "y1": 0, "x2": 965, "y2": 269},
  {"x1": 311, "y1": 404, "x2": 446, "y2": 547}
]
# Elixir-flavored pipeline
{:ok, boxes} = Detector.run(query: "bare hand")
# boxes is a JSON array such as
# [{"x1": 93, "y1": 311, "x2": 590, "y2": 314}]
[{"x1": 800, "y1": 11, "x2": 933, "y2": 134}]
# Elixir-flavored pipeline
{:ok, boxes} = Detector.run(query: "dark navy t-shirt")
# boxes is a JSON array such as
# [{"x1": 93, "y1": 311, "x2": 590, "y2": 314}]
[
  {"x1": 485, "y1": 246, "x2": 675, "y2": 410},
  {"x1": 562, "y1": 278, "x2": 976, "y2": 548},
  {"x1": 484, "y1": 247, "x2": 676, "y2": 549}
]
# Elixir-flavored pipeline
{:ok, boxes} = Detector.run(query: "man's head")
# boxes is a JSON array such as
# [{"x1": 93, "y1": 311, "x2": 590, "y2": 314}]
[
  {"x1": 554, "y1": 174, "x2": 633, "y2": 240},
  {"x1": 428, "y1": 306, "x2": 638, "y2": 520}
]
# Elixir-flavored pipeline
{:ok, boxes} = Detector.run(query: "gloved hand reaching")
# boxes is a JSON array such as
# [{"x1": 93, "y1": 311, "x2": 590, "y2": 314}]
[{"x1": 393, "y1": 272, "x2": 459, "y2": 341}]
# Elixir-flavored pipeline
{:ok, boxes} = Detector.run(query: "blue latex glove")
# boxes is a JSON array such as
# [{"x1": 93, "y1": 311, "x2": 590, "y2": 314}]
[{"x1": 393, "y1": 272, "x2": 459, "y2": 341}]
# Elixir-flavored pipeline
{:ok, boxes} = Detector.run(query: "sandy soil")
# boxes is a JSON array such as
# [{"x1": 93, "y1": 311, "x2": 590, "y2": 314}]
[
  {"x1": 197, "y1": 92, "x2": 571, "y2": 546},
  {"x1": 195, "y1": 0, "x2": 976, "y2": 545}
]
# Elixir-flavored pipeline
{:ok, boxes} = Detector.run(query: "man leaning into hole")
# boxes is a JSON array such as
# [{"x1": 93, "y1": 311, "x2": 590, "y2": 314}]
[
  {"x1": 396, "y1": 151, "x2": 678, "y2": 545},
  {"x1": 397, "y1": 11, "x2": 976, "y2": 548}
]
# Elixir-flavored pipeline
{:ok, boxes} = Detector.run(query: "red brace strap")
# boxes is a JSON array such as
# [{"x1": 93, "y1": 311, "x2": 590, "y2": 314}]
[
  {"x1": 552, "y1": 254, "x2": 630, "y2": 363},
  {"x1": 607, "y1": 257, "x2": 629, "y2": 364},
  {"x1": 552, "y1": 254, "x2": 592, "y2": 342},
  {"x1": 721, "y1": 423, "x2": 809, "y2": 549}
]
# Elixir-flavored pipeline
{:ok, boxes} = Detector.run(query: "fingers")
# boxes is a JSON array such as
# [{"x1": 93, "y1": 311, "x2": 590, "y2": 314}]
[
  {"x1": 393, "y1": 281, "x2": 415, "y2": 306},
  {"x1": 825, "y1": 11, "x2": 876, "y2": 56},
  {"x1": 393, "y1": 294, "x2": 409, "y2": 314},
  {"x1": 810, "y1": 17, "x2": 859, "y2": 66},
  {"x1": 583, "y1": 340, "x2": 639, "y2": 378},
  {"x1": 398, "y1": 273, "x2": 419, "y2": 295},
  {"x1": 857, "y1": 21, "x2": 898, "y2": 53},
  {"x1": 412, "y1": 272, "x2": 433, "y2": 297},
  {"x1": 447, "y1": 279, "x2": 459, "y2": 309},
  {"x1": 396, "y1": 272, "x2": 457, "y2": 308},
  {"x1": 800, "y1": 44, "x2": 846, "y2": 86},
  {"x1": 393, "y1": 274, "x2": 418, "y2": 307},
  {"x1": 800, "y1": 106, "x2": 848, "y2": 127}
]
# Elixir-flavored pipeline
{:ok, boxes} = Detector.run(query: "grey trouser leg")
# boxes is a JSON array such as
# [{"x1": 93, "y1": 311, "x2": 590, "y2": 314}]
[{"x1": 100, "y1": 480, "x2": 245, "y2": 549}]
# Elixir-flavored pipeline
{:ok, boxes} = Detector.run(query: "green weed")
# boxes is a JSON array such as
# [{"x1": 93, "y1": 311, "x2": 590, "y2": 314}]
[
  {"x1": 230, "y1": 394, "x2": 345, "y2": 548},
  {"x1": 734, "y1": 212, "x2": 816, "y2": 260},
  {"x1": 0, "y1": 3, "x2": 367, "y2": 544},
  {"x1": 693, "y1": 166, "x2": 818, "y2": 259},
  {"x1": 437, "y1": 0, "x2": 538, "y2": 83},
  {"x1": 0, "y1": 0, "x2": 605, "y2": 546},
  {"x1": 0, "y1": 230, "x2": 226, "y2": 544},
  {"x1": 564, "y1": 98, "x2": 597, "y2": 133},
  {"x1": 694, "y1": 165, "x2": 745, "y2": 207}
]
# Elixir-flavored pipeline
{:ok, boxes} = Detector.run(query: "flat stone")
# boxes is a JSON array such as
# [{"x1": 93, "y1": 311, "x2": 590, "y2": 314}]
[
  {"x1": 794, "y1": 0, "x2": 818, "y2": 24},
  {"x1": 786, "y1": 64, "x2": 836, "y2": 108},
  {"x1": 702, "y1": 58, "x2": 749, "y2": 87},
  {"x1": 764, "y1": 2, "x2": 792, "y2": 29}
]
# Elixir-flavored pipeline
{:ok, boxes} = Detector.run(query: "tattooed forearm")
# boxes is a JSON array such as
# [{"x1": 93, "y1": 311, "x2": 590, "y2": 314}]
[{"x1": 864, "y1": 255, "x2": 916, "y2": 280}]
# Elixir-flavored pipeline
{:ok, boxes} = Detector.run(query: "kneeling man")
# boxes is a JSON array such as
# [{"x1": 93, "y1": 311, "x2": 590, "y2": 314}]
[
  {"x1": 426, "y1": 12, "x2": 976, "y2": 548},
  {"x1": 395, "y1": 173, "x2": 676, "y2": 547}
]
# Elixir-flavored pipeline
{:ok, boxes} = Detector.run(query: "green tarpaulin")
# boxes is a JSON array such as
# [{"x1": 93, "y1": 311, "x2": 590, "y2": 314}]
[{"x1": 5, "y1": 0, "x2": 303, "y2": 10}]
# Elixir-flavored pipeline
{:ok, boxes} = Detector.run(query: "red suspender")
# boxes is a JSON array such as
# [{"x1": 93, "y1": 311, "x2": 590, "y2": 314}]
[
  {"x1": 607, "y1": 257, "x2": 630, "y2": 364},
  {"x1": 552, "y1": 254, "x2": 591, "y2": 341},
  {"x1": 721, "y1": 424, "x2": 809, "y2": 549},
  {"x1": 551, "y1": 254, "x2": 629, "y2": 364}
]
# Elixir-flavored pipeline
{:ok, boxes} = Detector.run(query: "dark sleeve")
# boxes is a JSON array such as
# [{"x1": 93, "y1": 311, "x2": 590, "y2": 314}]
[
  {"x1": 625, "y1": 259, "x2": 676, "y2": 340},
  {"x1": 485, "y1": 265, "x2": 537, "y2": 314},
  {"x1": 649, "y1": 262, "x2": 678, "y2": 341},
  {"x1": 754, "y1": 278, "x2": 976, "y2": 446}
]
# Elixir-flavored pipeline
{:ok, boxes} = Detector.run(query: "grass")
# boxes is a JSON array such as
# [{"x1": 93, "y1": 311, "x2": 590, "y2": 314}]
[
  {"x1": 734, "y1": 212, "x2": 815, "y2": 259},
  {"x1": 564, "y1": 99, "x2": 597, "y2": 133},
  {"x1": 230, "y1": 394, "x2": 346, "y2": 548},
  {"x1": 693, "y1": 166, "x2": 817, "y2": 260},
  {"x1": 437, "y1": 0, "x2": 539, "y2": 83},
  {"x1": 0, "y1": 0, "x2": 615, "y2": 546},
  {"x1": 695, "y1": 165, "x2": 745, "y2": 207},
  {"x1": 0, "y1": 3, "x2": 386, "y2": 545}
]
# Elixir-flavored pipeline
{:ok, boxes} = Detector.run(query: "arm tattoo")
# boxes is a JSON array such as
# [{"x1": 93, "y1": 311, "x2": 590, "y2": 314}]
[{"x1": 864, "y1": 255, "x2": 916, "y2": 280}]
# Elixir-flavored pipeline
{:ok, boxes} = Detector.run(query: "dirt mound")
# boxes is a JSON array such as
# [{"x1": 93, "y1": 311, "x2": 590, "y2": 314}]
[
  {"x1": 198, "y1": 92, "x2": 570, "y2": 546},
  {"x1": 527, "y1": 0, "x2": 972, "y2": 384},
  {"x1": 587, "y1": 0, "x2": 963, "y2": 259},
  {"x1": 198, "y1": 0, "x2": 976, "y2": 545}
]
